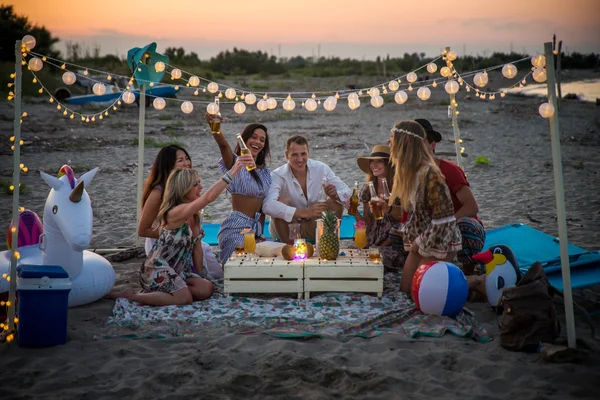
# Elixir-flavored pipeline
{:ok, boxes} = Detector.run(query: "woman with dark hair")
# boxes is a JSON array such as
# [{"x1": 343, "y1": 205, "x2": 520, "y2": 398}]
[
  {"x1": 138, "y1": 144, "x2": 221, "y2": 279},
  {"x1": 205, "y1": 113, "x2": 272, "y2": 263}
]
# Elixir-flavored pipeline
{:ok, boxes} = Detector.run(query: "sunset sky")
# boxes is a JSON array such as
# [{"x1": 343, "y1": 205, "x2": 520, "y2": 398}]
[{"x1": 11, "y1": 0, "x2": 600, "y2": 60}]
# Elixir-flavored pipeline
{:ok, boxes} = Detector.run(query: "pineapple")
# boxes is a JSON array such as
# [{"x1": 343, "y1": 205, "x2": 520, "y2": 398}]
[{"x1": 319, "y1": 211, "x2": 339, "y2": 260}]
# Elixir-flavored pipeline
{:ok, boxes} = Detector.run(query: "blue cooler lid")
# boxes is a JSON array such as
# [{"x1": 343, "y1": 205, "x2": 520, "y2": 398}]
[{"x1": 17, "y1": 265, "x2": 69, "y2": 279}]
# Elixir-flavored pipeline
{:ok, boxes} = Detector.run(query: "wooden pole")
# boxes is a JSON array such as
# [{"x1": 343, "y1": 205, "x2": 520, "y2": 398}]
[
  {"x1": 7, "y1": 40, "x2": 23, "y2": 337},
  {"x1": 135, "y1": 84, "x2": 146, "y2": 247},
  {"x1": 556, "y1": 40, "x2": 563, "y2": 109},
  {"x1": 445, "y1": 47, "x2": 463, "y2": 169},
  {"x1": 544, "y1": 41, "x2": 576, "y2": 348}
]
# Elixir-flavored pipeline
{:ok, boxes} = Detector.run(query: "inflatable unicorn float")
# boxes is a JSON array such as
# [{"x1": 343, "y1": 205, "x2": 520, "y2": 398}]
[{"x1": 0, "y1": 165, "x2": 115, "y2": 307}]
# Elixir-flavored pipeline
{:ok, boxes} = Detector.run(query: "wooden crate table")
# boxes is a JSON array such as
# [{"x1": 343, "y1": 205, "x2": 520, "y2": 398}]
[
  {"x1": 223, "y1": 256, "x2": 304, "y2": 299},
  {"x1": 303, "y1": 249, "x2": 383, "y2": 299}
]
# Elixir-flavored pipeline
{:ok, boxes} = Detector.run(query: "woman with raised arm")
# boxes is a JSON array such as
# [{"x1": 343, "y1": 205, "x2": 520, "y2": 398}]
[
  {"x1": 109, "y1": 156, "x2": 254, "y2": 305},
  {"x1": 204, "y1": 113, "x2": 272, "y2": 263}
]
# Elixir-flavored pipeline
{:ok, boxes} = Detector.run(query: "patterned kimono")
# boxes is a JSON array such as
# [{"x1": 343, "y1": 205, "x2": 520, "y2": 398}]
[
  {"x1": 401, "y1": 164, "x2": 462, "y2": 259},
  {"x1": 140, "y1": 222, "x2": 201, "y2": 294}
]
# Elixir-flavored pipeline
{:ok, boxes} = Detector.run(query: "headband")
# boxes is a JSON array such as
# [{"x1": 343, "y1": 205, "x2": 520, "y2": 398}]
[{"x1": 391, "y1": 127, "x2": 424, "y2": 140}]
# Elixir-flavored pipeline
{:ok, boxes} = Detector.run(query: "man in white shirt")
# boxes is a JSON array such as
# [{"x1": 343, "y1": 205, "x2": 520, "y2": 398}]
[{"x1": 263, "y1": 135, "x2": 351, "y2": 243}]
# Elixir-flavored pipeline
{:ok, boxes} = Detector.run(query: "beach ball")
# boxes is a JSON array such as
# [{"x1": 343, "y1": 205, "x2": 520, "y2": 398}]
[
  {"x1": 6, "y1": 209, "x2": 43, "y2": 250},
  {"x1": 411, "y1": 261, "x2": 468, "y2": 317}
]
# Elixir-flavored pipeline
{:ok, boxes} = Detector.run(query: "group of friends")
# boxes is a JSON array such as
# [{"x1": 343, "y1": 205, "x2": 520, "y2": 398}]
[{"x1": 108, "y1": 116, "x2": 486, "y2": 306}]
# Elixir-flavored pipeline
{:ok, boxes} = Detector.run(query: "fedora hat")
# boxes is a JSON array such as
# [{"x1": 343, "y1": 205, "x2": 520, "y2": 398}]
[
  {"x1": 414, "y1": 118, "x2": 442, "y2": 143},
  {"x1": 357, "y1": 145, "x2": 390, "y2": 174}
]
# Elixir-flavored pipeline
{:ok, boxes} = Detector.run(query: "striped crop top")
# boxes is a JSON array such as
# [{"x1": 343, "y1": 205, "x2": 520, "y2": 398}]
[{"x1": 218, "y1": 155, "x2": 271, "y2": 199}]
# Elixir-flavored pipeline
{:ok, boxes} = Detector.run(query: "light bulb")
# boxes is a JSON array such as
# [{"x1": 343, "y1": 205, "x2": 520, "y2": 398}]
[
  {"x1": 323, "y1": 96, "x2": 337, "y2": 111},
  {"x1": 406, "y1": 72, "x2": 418, "y2": 83},
  {"x1": 22, "y1": 35, "x2": 36, "y2": 50},
  {"x1": 532, "y1": 68, "x2": 547, "y2": 83},
  {"x1": 189, "y1": 76, "x2": 200, "y2": 87},
  {"x1": 369, "y1": 87, "x2": 380, "y2": 97},
  {"x1": 154, "y1": 61, "x2": 165, "y2": 73},
  {"x1": 207, "y1": 102, "x2": 219, "y2": 115},
  {"x1": 531, "y1": 55, "x2": 546, "y2": 68},
  {"x1": 440, "y1": 66, "x2": 452, "y2": 77},
  {"x1": 171, "y1": 68, "x2": 182, "y2": 79},
  {"x1": 257, "y1": 99, "x2": 268, "y2": 112},
  {"x1": 502, "y1": 63, "x2": 518, "y2": 79},
  {"x1": 446, "y1": 50, "x2": 457, "y2": 61},
  {"x1": 153, "y1": 97, "x2": 166, "y2": 110},
  {"x1": 394, "y1": 90, "x2": 408, "y2": 104},
  {"x1": 267, "y1": 97, "x2": 277, "y2": 110},
  {"x1": 93, "y1": 83, "x2": 106, "y2": 96},
  {"x1": 181, "y1": 101, "x2": 193, "y2": 114},
  {"x1": 473, "y1": 72, "x2": 488, "y2": 87},
  {"x1": 225, "y1": 88, "x2": 236, "y2": 99},
  {"x1": 348, "y1": 97, "x2": 360, "y2": 110},
  {"x1": 432, "y1": 81, "x2": 438, "y2": 88},
  {"x1": 122, "y1": 91, "x2": 135, "y2": 104},
  {"x1": 388, "y1": 80, "x2": 399, "y2": 91},
  {"x1": 370, "y1": 95, "x2": 384, "y2": 108},
  {"x1": 417, "y1": 87, "x2": 431, "y2": 101},
  {"x1": 28, "y1": 57, "x2": 43, "y2": 72},
  {"x1": 305, "y1": 98, "x2": 317, "y2": 111},
  {"x1": 245, "y1": 93, "x2": 257, "y2": 105},
  {"x1": 444, "y1": 80, "x2": 459, "y2": 94},
  {"x1": 234, "y1": 102, "x2": 246, "y2": 114},
  {"x1": 207, "y1": 82, "x2": 219, "y2": 93},
  {"x1": 62, "y1": 72, "x2": 76, "y2": 85},
  {"x1": 539, "y1": 102, "x2": 555, "y2": 118},
  {"x1": 282, "y1": 96, "x2": 296, "y2": 111},
  {"x1": 426, "y1": 63, "x2": 438, "y2": 73},
  {"x1": 348, "y1": 92, "x2": 359, "y2": 101}
]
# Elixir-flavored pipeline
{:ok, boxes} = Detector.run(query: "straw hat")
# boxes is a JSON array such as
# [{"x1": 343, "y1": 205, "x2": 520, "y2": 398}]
[{"x1": 357, "y1": 145, "x2": 390, "y2": 174}]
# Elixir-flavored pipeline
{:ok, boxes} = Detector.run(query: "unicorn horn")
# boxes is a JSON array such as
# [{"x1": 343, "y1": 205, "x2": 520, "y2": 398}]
[{"x1": 69, "y1": 181, "x2": 84, "y2": 203}]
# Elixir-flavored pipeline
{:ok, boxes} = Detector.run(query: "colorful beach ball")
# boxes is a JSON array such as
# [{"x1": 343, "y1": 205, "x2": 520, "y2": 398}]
[
  {"x1": 411, "y1": 261, "x2": 468, "y2": 317},
  {"x1": 6, "y1": 209, "x2": 43, "y2": 249}
]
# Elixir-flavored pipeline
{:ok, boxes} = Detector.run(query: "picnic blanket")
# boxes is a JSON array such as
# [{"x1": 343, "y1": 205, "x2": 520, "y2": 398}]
[{"x1": 104, "y1": 273, "x2": 490, "y2": 342}]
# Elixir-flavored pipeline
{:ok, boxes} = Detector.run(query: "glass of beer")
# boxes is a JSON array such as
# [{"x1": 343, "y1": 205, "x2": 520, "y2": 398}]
[
  {"x1": 369, "y1": 246, "x2": 381, "y2": 262},
  {"x1": 209, "y1": 119, "x2": 221, "y2": 134}
]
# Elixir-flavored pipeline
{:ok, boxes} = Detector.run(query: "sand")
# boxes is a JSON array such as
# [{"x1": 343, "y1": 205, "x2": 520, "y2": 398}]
[{"x1": 1, "y1": 70, "x2": 600, "y2": 399}]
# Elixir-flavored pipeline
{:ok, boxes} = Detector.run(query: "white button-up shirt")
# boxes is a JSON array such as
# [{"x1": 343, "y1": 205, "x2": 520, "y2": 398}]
[{"x1": 263, "y1": 159, "x2": 352, "y2": 222}]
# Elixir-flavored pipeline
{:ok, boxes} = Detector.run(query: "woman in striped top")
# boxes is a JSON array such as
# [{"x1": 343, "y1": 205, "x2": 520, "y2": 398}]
[{"x1": 205, "y1": 113, "x2": 272, "y2": 263}]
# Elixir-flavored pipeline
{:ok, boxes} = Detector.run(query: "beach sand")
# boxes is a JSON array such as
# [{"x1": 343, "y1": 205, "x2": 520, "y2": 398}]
[{"x1": 1, "y1": 71, "x2": 600, "y2": 399}]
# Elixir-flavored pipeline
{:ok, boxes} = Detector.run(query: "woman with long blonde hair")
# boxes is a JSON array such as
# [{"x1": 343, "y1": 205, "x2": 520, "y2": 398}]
[
  {"x1": 388, "y1": 120, "x2": 462, "y2": 293},
  {"x1": 108, "y1": 155, "x2": 254, "y2": 305}
]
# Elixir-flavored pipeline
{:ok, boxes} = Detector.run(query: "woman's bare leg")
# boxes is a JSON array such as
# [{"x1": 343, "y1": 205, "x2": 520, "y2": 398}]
[
  {"x1": 186, "y1": 277, "x2": 214, "y2": 301},
  {"x1": 108, "y1": 286, "x2": 193, "y2": 306}
]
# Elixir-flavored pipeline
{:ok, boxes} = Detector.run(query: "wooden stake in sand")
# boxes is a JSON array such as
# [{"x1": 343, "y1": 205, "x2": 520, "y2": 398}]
[
  {"x1": 135, "y1": 83, "x2": 146, "y2": 248},
  {"x1": 7, "y1": 40, "x2": 23, "y2": 337},
  {"x1": 544, "y1": 41, "x2": 576, "y2": 349}
]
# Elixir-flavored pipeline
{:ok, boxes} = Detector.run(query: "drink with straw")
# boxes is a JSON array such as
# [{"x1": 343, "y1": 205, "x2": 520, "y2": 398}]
[
  {"x1": 236, "y1": 134, "x2": 256, "y2": 171},
  {"x1": 368, "y1": 182, "x2": 384, "y2": 220},
  {"x1": 348, "y1": 181, "x2": 359, "y2": 215}
]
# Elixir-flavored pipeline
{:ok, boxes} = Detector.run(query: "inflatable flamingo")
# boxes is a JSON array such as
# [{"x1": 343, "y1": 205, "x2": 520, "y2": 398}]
[{"x1": 0, "y1": 165, "x2": 115, "y2": 307}]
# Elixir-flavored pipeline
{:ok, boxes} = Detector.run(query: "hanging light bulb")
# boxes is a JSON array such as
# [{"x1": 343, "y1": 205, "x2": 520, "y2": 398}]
[
  {"x1": 369, "y1": 87, "x2": 380, "y2": 97},
  {"x1": 62, "y1": 71, "x2": 76, "y2": 85},
  {"x1": 305, "y1": 98, "x2": 318, "y2": 111},
  {"x1": 370, "y1": 95, "x2": 384, "y2": 108},
  {"x1": 122, "y1": 91, "x2": 135, "y2": 104},
  {"x1": 473, "y1": 72, "x2": 488, "y2": 87},
  {"x1": 394, "y1": 90, "x2": 408, "y2": 104},
  {"x1": 388, "y1": 80, "x2": 399, "y2": 91},
  {"x1": 225, "y1": 88, "x2": 236, "y2": 99},
  {"x1": 427, "y1": 63, "x2": 438, "y2": 73},
  {"x1": 502, "y1": 63, "x2": 518, "y2": 79},
  {"x1": 171, "y1": 68, "x2": 182, "y2": 79},
  {"x1": 153, "y1": 97, "x2": 166, "y2": 110},
  {"x1": 444, "y1": 80, "x2": 459, "y2": 94},
  {"x1": 446, "y1": 50, "x2": 457, "y2": 61},
  {"x1": 408, "y1": 84, "x2": 413, "y2": 91},
  {"x1": 267, "y1": 97, "x2": 277, "y2": 110},
  {"x1": 181, "y1": 101, "x2": 194, "y2": 114},
  {"x1": 189, "y1": 76, "x2": 200, "y2": 87},
  {"x1": 282, "y1": 95, "x2": 296, "y2": 111},
  {"x1": 440, "y1": 66, "x2": 452, "y2": 77},
  {"x1": 323, "y1": 96, "x2": 337, "y2": 111},
  {"x1": 417, "y1": 87, "x2": 431, "y2": 101},
  {"x1": 207, "y1": 82, "x2": 219, "y2": 93},
  {"x1": 432, "y1": 80, "x2": 438, "y2": 88},
  {"x1": 531, "y1": 55, "x2": 546, "y2": 68},
  {"x1": 532, "y1": 67, "x2": 547, "y2": 83},
  {"x1": 154, "y1": 61, "x2": 165, "y2": 73},
  {"x1": 28, "y1": 57, "x2": 43, "y2": 72},
  {"x1": 335, "y1": 92, "x2": 340, "y2": 99},
  {"x1": 234, "y1": 102, "x2": 246, "y2": 114},
  {"x1": 257, "y1": 99, "x2": 268, "y2": 112},
  {"x1": 93, "y1": 83, "x2": 106, "y2": 96},
  {"x1": 348, "y1": 97, "x2": 360, "y2": 110},
  {"x1": 22, "y1": 35, "x2": 36, "y2": 50},
  {"x1": 348, "y1": 92, "x2": 359, "y2": 101},
  {"x1": 207, "y1": 102, "x2": 219, "y2": 115},
  {"x1": 538, "y1": 102, "x2": 555, "y2": 118},
  {"x1": 245, "y1": 93, "x2": 257, "y2": 105},
  {"x1": 406, "y1": 72, "x2": 418, "y2": 83}
]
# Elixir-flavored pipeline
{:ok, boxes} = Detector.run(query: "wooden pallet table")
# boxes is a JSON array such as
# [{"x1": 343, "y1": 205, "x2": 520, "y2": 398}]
[
  {"x1": 303, "y1": 249, "x2": 383, "y2": 299},
  {"x1": 223, "y1": 256, "x2": 304, "y2": 299}
]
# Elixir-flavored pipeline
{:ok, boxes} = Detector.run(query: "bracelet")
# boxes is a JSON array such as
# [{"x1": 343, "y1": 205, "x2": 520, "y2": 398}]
[
  {"x1": 225, "y1": 171, "x2": 233, "y2": 182},
  {"x1": 221, "y1": 175, "x2": 232, "y2": 185}
]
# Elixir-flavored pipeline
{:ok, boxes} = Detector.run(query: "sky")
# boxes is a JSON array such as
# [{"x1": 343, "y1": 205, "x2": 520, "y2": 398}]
[{"x1": 11, "y1": 0, "x2": 600, "y2": 60}]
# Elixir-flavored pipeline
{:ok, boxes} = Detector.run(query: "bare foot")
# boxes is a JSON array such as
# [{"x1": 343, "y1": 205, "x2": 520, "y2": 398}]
[{"x1": 105, "y1": 286, "x2": 136, "y2": 299}]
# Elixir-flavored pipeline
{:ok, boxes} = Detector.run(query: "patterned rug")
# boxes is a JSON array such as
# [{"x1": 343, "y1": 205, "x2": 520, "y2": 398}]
[{"x1": 104, "y1": 273, "x2": 491, "y2": 342}]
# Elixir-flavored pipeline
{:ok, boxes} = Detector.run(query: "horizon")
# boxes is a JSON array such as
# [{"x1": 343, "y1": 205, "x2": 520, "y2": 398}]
[{"x1": 11, "y1": 0, "x2": 600, "y2": 60}]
